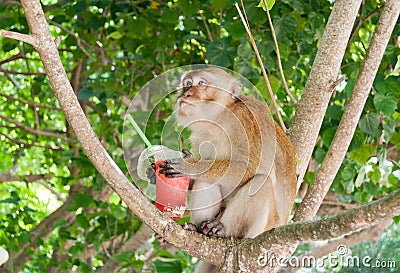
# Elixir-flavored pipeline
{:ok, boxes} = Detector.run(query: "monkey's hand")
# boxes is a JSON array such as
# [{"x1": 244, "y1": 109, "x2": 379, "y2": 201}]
[
  {"x1": 158, "y1": 158, "x2": 188, "y2": 178},
  {"x1": 158, "y1": 149, "x2": 195, "y2": 178},
  {"x1": 146, "y1": 163, "x2": 156, "y2": 184},
  {"x1": 198, "y1": 218, "x2": 225, "y2": 238}
]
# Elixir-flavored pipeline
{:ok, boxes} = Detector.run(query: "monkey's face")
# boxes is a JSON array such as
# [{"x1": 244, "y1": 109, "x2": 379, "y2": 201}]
[{"x1": 176, "y1": 70, "x2": 238, "y2": 127}]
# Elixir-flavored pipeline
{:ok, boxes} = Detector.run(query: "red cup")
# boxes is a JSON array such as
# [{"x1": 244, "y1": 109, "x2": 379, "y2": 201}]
[{"x1": 154, "y1": 159, "x2": 190, "y2": 219}]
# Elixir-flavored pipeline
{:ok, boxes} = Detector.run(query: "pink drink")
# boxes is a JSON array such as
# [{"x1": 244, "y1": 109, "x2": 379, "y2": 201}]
[{"x1": 155, "y1": 160, "x2": 190, "y2": 219}]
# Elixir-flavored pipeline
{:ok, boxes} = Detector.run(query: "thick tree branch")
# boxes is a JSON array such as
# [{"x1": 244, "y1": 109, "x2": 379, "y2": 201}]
[
  {"x1": 228, "y1": 189, "x2": 400, "y2": 272},
  {"x1": 294, "y1": 0, "x2": 400, "y2": 222},
  {"x1": 3, "y1": 0, "x2": 229, "y2": 268},
  {"x1": 289, "y1": 0, "x2": 362, "y2": 185},
  {"x1": 266, "y1": 189, "x2": 400, "y2": 245}
]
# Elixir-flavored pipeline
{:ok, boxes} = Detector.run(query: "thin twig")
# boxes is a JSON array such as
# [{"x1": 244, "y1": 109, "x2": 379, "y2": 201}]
[
  {"x1": 0, "y1": 114, "x2": 73, "y2": 142},
  {"x1": 0, "y1": 66, "x2": 47, "y2": 76},
  {"x1": 262, "y1": 0, "x2": 297, "y2": 104},
  {"x1": 47, "y1": 19, "x2": 95, "y2": 61},
  {"x1": 0, "y1": 93, "x2": 61, "y2": 110},
  {"x1": 0, "y1": 132, "x2": 63, "y2": 150},
  {"x1": 235, "y1": 1, "x2": 287, "y2": 131},
  {"x1": 199, "y1": 12, "x2": 213, "y2": 41},
  {"x1": 0, "y1": 51, "x2": 25, "y2": 66},
  {"x1": 348, "y1": 8, "x2": 381, "y2": 48}
]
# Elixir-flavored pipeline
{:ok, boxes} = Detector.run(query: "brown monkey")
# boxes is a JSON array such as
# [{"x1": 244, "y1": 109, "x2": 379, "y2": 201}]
[{"x1": 159, "y1": 67, "x2": 297, "y2": 272}]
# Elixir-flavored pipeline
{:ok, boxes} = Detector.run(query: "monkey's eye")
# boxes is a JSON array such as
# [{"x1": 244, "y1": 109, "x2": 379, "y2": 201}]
[
  {"x1": 198, "y1": 80, "x2": 207, "y2": 87},
  {"x1": 183, "y1": 79, "x2": 192, "y2": 87}
]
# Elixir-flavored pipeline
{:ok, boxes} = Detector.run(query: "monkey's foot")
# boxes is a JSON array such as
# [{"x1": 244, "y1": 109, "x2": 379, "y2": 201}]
[
  {"x1": 154, "y1": 233, "x2": 168, "y2": 245},
  {"x1": 199, "y1": 218, "x2": 225, "y2": 238},
  {"x1": 183, "y1": 222, "x2": 198, "y2": 232}
]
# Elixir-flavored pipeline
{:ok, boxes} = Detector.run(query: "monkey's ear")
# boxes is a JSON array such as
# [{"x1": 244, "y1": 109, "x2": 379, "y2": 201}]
[{"x1": 231, "y1": 82, "x2": 243, "y2": 101}]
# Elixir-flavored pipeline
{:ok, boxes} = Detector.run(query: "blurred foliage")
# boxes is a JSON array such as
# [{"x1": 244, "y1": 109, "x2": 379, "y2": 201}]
[
  {"x1": 302, "y1": 223, "x2": 400, "y2": 273},
  {"x1": 0, "y1": 0, "x2": 399, "y2": 272}
]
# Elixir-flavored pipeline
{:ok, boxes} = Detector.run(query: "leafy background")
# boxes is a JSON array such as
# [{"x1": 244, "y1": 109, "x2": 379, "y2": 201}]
[{"x1": 0, "y1": 0, "x2": 399, "y2": 272}]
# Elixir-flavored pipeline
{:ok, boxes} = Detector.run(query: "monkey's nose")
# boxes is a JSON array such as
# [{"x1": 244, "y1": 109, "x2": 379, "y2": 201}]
[{"x1": 184, "y1": 91, "x2": 192, "y2": 98}]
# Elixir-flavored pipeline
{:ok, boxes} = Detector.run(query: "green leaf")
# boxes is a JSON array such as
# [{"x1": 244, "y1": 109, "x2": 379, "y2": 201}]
[
  {"x1": 76, "y1": 214, "x2": 90, "y2": 229},
  {"x1": 257, "y1": 0, "x2": 275, "y2": 10},
  {"x1": 373, "y1": 93, "x2": 397, "y2": 116},
  {"x1": 390, "y1": 131, "x2": 400, "y2": 149},
  {"x1": 113, "y1": 252, "x2": 135, "y2": 263},
  {"x1": 178, "y1": 0, "x2": 198, "y2": 16},
  {"x1": 74, "y1": 1, "x2": 87, "y2": 13},
  {"x1": 354, "y1": 191, "x2": 372, "y2": 204},
  {"x1": 272, "y1": 13, "x2": 296, "y2": 41},
  {"x1": 77, "y1": 88, "x2": 95, "y2": 99},
  {"x1": 53, "y1": 219, "x2": 68, "y2": 228},
  {"x1": 206, "y1": 38, "x2": 236, "y2": 67},
  {"x1": 389, "y1": 55, "x2": 400, "y2": 77},
  {"x1": 368, "y1": 166, "x2": 381, "y2": 184},
  {"x1": 110, "y1": 204, "x2": 127, "y2": 220},
  {"x1": 359, "y1": 112, "x2": 381, "y2": 137},
  {"x1": 161, "y1": 8, "x2": 180, "y2": 24},
  {"x1": 210, "y1": 0, "x2": 228, "y2": 10},
  {"x1": 321, "y1": 127, "x2": 337, "y2": 148},
  {"x1": 153, "y1": 259, "x2": 182, "y2": 273},
  {"x1": 314, "y1": 147, "x2": 326, "y2": 164},
  {"x1": 325, "y1": 105, "x2": 343, "y2": 121},
  {"x1": 107, "y1": 30, "x2": 124, "y2": 40},
  {"x1": 349, "y1": 144, "x2": 376, "y2": 165},
  {"x1": 364, "y1": 180, "x2": 380, "y2": 195},
  {"x1": 72, "y1": 193, "x2": 93, "y2": 208},
  {"x1": 236, "y1": 42, "x2": 260, "y2": 79},
  {"x1": 341, "y1": 166, "x2": 355, "y2": 181}
]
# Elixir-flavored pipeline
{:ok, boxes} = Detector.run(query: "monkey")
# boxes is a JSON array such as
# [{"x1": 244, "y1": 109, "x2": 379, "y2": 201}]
[{"x1": 157, "y1": 67, "x2": 297, "y2": 272}]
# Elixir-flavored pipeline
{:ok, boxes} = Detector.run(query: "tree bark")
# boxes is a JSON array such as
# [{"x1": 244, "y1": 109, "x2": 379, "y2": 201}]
[
  {"x1": 289, "y1": 0, "x2": 362, "y2": 185},
  {"x1": 294, "y1": 0, "x2": 400, "y2": 222}
]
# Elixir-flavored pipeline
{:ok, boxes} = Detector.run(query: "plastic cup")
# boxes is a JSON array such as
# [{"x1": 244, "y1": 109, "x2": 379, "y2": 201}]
[{"x1": 154, "y1": 159, "x2": 190, "y2": 219}]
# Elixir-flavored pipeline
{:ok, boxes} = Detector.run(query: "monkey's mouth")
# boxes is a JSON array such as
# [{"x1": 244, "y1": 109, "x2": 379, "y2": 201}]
[{"x1": 179, "y1": 100, "x2": 194, "y2": 108}]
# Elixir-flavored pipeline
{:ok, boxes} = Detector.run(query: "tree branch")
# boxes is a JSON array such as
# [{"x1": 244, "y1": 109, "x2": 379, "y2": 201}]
[
  {"x1": 0, "y1": 66, "x2": 47, "y2": 76},
  {"x1": 289, "y1": 0, "x2": 363, "y2": 185},
  {"x1": 47, "y1": 19, "x2": 95, "y2": 62},
  {"x1": 0, "y1": 93, "x2": 61, "y2": 110},
  {"x1": 0, "y1": 173, "x2": 51, "y2": 183},
  {"x1": 8, "y1": 0, "x2": 229, "y2": 268},
  {"x1": 0, "y1": 30, "x2": 37, "y2": 46},
  {"x1": 294, "y1": 0, "x2": 400, "y2": 222},
  {"x1": 0, "y1": 114, "x2": 72, "y2": 142},
  {"x1": 0, "y1": 131, "x2": 63, "y2": 150},
  {"x1": 265, "y1": 189, "x2": 400, "y2": 245}
]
